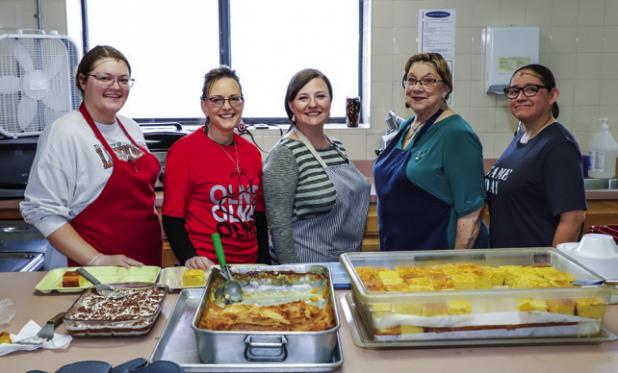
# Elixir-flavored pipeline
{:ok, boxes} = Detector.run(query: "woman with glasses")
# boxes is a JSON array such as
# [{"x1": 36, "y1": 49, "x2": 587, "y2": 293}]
[
  {"x1": 373, "y1": 52, "x2": 488, "y2": 251},
  {"x1": 20, "y1": 45, "x2": 162, "y2": 268},
  {"x1": 486, "y1": 64, "x2": 586, "y2": 248},
  {"x1": 263, "y1": 68, "x2": 370, "y2": 263},
  {"x1": 162, "y1": 66, "x2": 268, "y2": 269}
]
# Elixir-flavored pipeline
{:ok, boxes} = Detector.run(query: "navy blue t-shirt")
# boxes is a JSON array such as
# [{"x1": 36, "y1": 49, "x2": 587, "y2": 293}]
[{"x1": 485, "y1": 123, "x2": 586, "y2": 248}]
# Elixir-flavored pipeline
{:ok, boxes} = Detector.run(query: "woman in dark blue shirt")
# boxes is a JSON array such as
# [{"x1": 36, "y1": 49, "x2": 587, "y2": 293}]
[{"x1": 486, "y1": 64, "x2": 586, "y2": 248}]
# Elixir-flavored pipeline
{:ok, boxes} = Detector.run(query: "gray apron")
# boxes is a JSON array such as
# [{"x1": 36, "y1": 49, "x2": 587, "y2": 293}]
[{"x1": 293, "y1": 159, "x2": 371, "y2": 262}]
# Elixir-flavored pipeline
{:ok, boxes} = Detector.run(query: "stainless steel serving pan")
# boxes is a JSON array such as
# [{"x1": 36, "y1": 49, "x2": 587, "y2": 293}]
[
  {"x1": 191, "y1": 264, "x2": 340, "y2": 364},
  {"x1": 150, "y1": 288, "x2": 343, "y2": 372}
]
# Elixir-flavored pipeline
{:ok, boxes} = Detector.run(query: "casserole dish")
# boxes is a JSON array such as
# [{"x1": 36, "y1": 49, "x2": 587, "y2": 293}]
[
  {"x1": 340, "y1": 248, "x2": 614, "y2": 341},
  {"x1": 192, "y1": 264, "x2": 339, "y2": 364}
]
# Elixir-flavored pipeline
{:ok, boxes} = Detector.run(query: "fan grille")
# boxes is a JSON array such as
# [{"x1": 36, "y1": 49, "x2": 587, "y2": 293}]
[{"x1": 0, "y1": 33, "x2": 80, "y2": 138}]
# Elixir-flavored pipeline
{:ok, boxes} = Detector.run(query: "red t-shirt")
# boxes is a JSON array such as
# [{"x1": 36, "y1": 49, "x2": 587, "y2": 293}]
[{"x1": 162, "y1": 127, "x2": 264, "y2": 263}]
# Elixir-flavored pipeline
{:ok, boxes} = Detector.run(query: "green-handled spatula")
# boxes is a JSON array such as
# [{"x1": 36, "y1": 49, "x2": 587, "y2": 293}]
[{"x1": 212, "y1": 233, "x2": 243, "y2": 303}]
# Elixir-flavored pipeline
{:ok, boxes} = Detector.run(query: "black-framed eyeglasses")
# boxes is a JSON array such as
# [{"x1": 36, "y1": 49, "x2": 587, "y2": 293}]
[
  {"x1": 88, "y1": 73, "x2": 134, "y2": 88},
  {"x1": 503, "y1": 84, "x2": 548, "y2": 99},
  {"x1": 402, "y1": 76, "x2": 442, "y2": 88},
  {"x1": 202, "y1": 95, "x2": 244, "y2": 108}
]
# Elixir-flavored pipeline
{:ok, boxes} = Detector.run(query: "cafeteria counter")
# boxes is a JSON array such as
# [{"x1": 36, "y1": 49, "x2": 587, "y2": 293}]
[{"x1": 2, "y1": 271, "x2": 618, "y2": 372}]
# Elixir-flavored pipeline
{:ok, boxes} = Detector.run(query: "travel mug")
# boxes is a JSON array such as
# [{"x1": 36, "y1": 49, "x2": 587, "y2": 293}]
[{"x1": 346, "y1": 97, "x2": 361, "y2": 128}]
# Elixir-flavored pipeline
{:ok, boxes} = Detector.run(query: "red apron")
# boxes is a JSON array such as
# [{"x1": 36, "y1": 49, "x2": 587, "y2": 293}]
[{"x1": 68, "y1": 104, "x2": 163, "y2": 266}]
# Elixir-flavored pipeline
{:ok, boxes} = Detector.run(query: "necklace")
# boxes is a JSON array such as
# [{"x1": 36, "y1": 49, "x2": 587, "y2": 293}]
[
  {"x1": 219, "y1": 142, "x2": 240, "y2": 174},
  {"x1": 205, "y1": 127, "x2": 240, "y2": 173},
  {"x1": 405, "y1": 121, "x2": 424, "y2": 141}
]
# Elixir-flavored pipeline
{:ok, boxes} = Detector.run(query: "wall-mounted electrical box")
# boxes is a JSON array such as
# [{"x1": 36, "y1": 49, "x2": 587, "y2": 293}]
[{"x1": 485, "y1": 26, "x2": 539, "y2": 94}]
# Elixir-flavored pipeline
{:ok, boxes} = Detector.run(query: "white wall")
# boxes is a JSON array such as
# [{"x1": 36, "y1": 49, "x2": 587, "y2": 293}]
[
  {"x1": 0, "y1": 0, "x2": 67, "y2": 33},
  {"x1": 2, "y1": 0, "x2": 618, "y2": 160}
]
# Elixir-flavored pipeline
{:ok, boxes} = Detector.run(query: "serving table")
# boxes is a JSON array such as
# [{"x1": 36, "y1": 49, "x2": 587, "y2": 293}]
[{"x1": 2, "y1": 272, "x2": 618, "y2": 372}]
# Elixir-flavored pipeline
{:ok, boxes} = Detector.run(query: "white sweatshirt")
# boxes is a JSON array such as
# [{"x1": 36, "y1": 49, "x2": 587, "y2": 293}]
[{"x1": 20, "y1": 110, "x2": 149, "y2": 238}]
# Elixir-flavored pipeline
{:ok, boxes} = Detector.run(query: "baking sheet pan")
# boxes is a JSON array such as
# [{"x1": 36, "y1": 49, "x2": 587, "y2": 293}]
[
  {"x1": 340, "y1": 293, "x2": 617, "y2": 349},
  {"x1": 150, "y1": 288, "x2": 343, "y2": 372}
]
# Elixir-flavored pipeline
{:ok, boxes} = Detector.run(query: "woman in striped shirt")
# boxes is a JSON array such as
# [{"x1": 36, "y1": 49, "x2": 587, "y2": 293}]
[{"x1": 263, "y1": 69, "x2": 371, "y2": 263}]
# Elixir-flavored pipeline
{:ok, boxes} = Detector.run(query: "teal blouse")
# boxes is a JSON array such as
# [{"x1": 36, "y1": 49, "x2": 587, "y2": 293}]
[{"x1": 397, "y1": 114, "x2": 488, "y2": 248}]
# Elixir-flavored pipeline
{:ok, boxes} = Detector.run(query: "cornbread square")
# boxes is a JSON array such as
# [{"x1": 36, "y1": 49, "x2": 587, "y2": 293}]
[
  {"x1": 392, "y1": 303, "x2": 424, "y2": 315},
  {"x1": 394, "y1": 266, "x2": 425, "y2": 280},
  {"x1": 400, "y1": 325, "x2": 424, "y2": 334},
  {"x1": 427, "y1": 274, "x2": 454, "y2": 290},
  {"x1": 472, "y1": 269, "x2": 492, "y2": 289},
  {"x1": 182, "y1": 269, "x2": 205, "y2": 286},
  {"x1": 0, "y1": 332, "x2": 11, "y2": 344},
  {"x1": 511, "y1": 275, "x2": 548, "y2": 289},
  {"x1": 378, "y1": 270, "x2": 403, "y2": 286},
  {"x1": 518, "y1": 298, "x2": 547, "y2": 312},
  {"x1": 500, "y1": 265, "x2": 524, "y2": 287},
  {"x1": 537, "y1": 267, "x2": 575, "y2": 285},
  {"x1": 451, "y1": 273, "x2": 475, "y2": 290},
  {"x1": 575, "y1": 297, "x2": 605, "y2": 319},
  {"x1": 447, "y1": 300, "x2": 472, "y2": 315},
  {"x1": 374, "y1": 326, "x2": 401, "y2": 335},
  {"x1": 547, "y1": 299, "x2": 575, "y2": 315},
  {"x1": 405, "y1": 277, "x2": 435, "y2": 292},
  {"x1": 490, "y1": 267, "x2": 506, "y2": 286}
]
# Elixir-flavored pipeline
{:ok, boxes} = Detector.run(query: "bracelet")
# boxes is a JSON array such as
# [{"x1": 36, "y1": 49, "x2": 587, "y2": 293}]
[{"x1": 87, "y1": 253, "x2": 103, "y2": 266}]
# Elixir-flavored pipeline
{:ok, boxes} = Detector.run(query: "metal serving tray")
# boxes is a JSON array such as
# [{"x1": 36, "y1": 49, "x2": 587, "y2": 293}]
[
  {"x1": 192, "y1": 264, "x2": 340, "y2": 364},
  {"x1": 150, "y1": 289, "x2": 343, "y2": 372},
  {"x1": 340, "y1": 293, "x2": 618, "y2": 349}
]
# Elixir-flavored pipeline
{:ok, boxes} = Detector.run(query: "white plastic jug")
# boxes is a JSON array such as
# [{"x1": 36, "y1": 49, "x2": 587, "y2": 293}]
[{"x1": 588, "y1": 117, "x2": 618, "y2": 179}]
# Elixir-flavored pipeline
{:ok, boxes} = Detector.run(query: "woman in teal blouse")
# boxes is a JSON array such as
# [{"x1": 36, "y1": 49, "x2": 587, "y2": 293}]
[{"x1": 373, "y1": 52, "x2": 488, "y2": 251}]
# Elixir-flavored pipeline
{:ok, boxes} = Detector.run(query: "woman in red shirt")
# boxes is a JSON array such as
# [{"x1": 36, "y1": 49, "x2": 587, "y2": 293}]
[{"x1": 162, "y1": 66, "x2": 268, "y2": 269}]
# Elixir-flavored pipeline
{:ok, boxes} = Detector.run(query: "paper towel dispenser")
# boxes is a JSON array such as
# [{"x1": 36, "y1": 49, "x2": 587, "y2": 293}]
[{"x1": 485, "y1": 26, "x2": 540, "y2": 94}]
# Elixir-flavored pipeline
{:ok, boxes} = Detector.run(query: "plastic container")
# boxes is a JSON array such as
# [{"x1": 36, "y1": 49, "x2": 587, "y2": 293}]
[
  {"x1": 340, "y1": 249, "x2": 613, "y2": 341},
  {"x1": 588, "y1": 118, "x2": 618, "y2": 179}
]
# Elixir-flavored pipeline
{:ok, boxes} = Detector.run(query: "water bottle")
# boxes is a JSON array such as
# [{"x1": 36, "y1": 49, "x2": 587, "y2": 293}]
[{"x1": 588, "y1": 117, "x2": 618, "y2": 179}]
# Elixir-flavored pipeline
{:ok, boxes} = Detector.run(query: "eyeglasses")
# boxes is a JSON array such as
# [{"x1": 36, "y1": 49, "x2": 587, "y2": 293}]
[
  {"x1": 203, "y1": 95, "x2": 244, "y2": 108},
  {"x1": 403, "y1": 76, "x2": 442, "y2": 88},
  {"x1": 503, "y1": 84, "x2": 548, "y2": 99},
  {"x1": 88, "y1": 73, "x2": 135, "y2": 88}
]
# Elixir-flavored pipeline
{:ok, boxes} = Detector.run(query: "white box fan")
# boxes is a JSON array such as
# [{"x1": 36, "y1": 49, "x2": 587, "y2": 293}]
[{"x1": 0, "y1": 30, "x2": 80, "y2": 138}]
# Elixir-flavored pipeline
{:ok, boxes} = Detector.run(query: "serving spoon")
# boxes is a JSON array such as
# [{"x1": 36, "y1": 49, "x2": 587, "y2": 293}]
[
  {"x1": 77, "y1": 267, "x2": 127, "y2": 299},
  {"x1": 212, "y1": 233, "x2": 243, "y2": 303}
]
